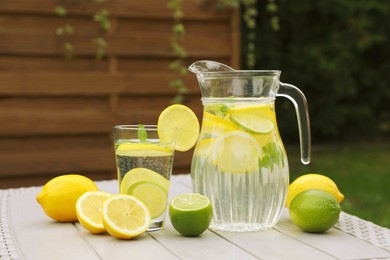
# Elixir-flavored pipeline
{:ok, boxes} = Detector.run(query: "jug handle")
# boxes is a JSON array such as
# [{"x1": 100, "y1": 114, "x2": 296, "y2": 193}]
[{"x1": 277, "y1": 83, "x2": 311, "y2": 164}]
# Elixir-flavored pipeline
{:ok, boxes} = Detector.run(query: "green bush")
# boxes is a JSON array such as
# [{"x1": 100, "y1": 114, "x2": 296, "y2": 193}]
[{"x1": 242, "y1": 0, "x2": 389, "y2": 142}]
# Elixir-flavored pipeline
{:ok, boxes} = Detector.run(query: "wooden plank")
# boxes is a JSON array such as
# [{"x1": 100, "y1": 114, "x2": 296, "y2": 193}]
[
  {"x1": 0, "y1": 56, "x2": 109, "y2": 71},
  {"x1": 0, "y1": 15, "x2": 232, "y2": 57},
  {"x1": 0, "y1": 72, "x2": 199, "y2": 96},
  {"x1": 0, "y1": 94, "x2": 202, "y2": 135},
  {"x1": 0, "y1": 0, "x2": 232, "y2": 20}
]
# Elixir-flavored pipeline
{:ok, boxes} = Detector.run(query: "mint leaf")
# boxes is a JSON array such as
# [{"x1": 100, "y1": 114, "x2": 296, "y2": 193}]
[{"x1": 138, "y1": 124, "x2": 148, "y2": 143}]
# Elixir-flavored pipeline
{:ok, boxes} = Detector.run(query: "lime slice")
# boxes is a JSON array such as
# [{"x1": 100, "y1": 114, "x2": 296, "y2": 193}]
[
  {"x1": 229, "y1": 113, "x2": 274, "y2": 135},
  {"x1": 211, "y1": 131, "x2": 262, "y2": 174},
  {"x1": 116, "y1": 143, "x2": 172, "y2": 157},
  {"x1": 128, "y1": 181, "x2": 168, "y2": 218},
  {"x1": 169, "y1": 193, "x2": 212, "y2": 236},
  {"x1": 157, "y1": 104, "x2": 200, "y2": 152},
  {"x1": 120, "y1": 168, "x2": 170, "y2": 194}
]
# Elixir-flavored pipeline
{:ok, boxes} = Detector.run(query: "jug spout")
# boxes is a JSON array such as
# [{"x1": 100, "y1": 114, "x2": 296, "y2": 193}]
[{"x1": 188, "y1": 60, "x2": 235, "y2": 75}]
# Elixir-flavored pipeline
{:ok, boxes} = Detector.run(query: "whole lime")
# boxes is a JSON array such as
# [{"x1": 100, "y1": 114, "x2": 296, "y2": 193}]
[
  {"x1": 169, "y1": 193, "x2": 212, "y2": 237},
  {"x1": 289, "y1": 189, "x2": 341, "y2": 233}
]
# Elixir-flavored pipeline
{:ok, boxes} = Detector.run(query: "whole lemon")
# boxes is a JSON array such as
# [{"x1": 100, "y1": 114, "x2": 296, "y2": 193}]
[
  {"x1": 289, "y1": 189, "x2": 341, "y2": 233},
  {"x1": 36, "y1": 174, "x2": 99, "y2": 222},
  {"x1": 285, "y1": 173, "x2": 344, "y2": 208}
]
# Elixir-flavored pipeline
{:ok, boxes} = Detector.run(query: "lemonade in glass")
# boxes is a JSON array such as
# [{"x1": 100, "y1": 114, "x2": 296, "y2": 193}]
[{"x1": 113, "y1": 125, "x2": 175, "y2": 231}]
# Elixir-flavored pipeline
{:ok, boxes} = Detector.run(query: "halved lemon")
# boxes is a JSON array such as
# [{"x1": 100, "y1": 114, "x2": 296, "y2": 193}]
[
  {"x1": 158, "y1": 104, "x2": 200, "y2": 152},
  {"x1": 76, "y1": 191, "x2": 111, "y2": 234},
  {"x1": 211, "y1": 131, "x2": 262, "y2": 174},
  {"x1": 120, "y1": 168, "x2": 170, "y2": 194},
  {"x1": 102, "y1": 194, "x2": 151, "y2": 239}
]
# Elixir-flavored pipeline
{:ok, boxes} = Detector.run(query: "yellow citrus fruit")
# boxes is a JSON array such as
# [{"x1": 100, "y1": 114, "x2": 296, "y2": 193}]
[
  {"x1": 289, "y1": 189, "x2": 341, "y2": 233},
  {"x1": 102, "y1": 194, "x2": 151, "y2": 239},
  {"x1": 169, "y1": 193, "x2": 213, "y2": 237},
  {"x1": 286, "y1": 173, "x2": 344, "y2": 208},
  {"x1": 36, "y1": 174, "x2": 99, "y2": 222},
  {"x1": 76, "y1": 191, "x2": 111, "y2": 234},
  {"x1": 157, "y1": 104, "x2": 200, "y2": 152},
  {"x1": 211, "y1": 131, "x2": 262, "y2": 174}
]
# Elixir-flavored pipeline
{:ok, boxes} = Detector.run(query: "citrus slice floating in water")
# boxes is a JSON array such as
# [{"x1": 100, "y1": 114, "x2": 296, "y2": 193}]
[
  {"x1": 115, "y1": 143, "x2": 172, "y2": 157},
  {"x1": 102, "y1": 194, "x2": 151, "y2": 239},
  {"x1": 169, "y1": 193, "x2": 213, "y2": 237},
  {"x1": 229, "y1": 113, "x2": 274, "y2": 135},
  {"x1": 158, "y1": 104, "x2": 200, "y2": 152},
  {"x1": 76, "y1": 191, "x2": 111, "y2": 234},
  {"x1": 211, "y1": 130, "x2": 262, "y2": 174},
  {"x1": 120, "y1": 168, "x2": 170, "y2": 194},
  {"x1": 128, "y1": 181, "x2": 168, "y2": 218}
]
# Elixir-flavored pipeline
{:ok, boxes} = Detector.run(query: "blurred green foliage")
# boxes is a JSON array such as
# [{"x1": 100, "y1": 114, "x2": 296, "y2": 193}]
[{"x1": 241, "y1": 0, "x2": 389, "y2": 142}]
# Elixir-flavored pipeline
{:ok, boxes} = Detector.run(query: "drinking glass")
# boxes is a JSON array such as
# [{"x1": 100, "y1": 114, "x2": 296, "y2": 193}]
[{"x1": 113, "y1": 125, "x2": 175, "y2": 231}]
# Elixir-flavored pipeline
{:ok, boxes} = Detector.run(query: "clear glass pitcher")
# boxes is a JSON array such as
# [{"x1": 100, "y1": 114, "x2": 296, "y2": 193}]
[{"x1": 189, "y1": 60, "x2": 311, "y2": 232}]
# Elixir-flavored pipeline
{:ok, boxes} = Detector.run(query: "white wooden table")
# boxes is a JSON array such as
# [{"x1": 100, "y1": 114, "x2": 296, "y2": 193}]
[{"x1": 1, "y1": 174, "x2": 390, "y2": 260}]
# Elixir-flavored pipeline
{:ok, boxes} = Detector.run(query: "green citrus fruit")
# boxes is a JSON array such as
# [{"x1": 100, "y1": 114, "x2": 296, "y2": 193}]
[
  {"x1": 169, "y1": 193, "x2": 213, "y2": 237},
  {"x1": 289, "y1": 189, "x2": 342, "y2": 233}
]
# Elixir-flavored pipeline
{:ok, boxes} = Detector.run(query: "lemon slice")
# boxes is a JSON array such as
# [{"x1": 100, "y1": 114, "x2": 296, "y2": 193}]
[
  {"x1": 193, "y1": 138, "x2": 215, "y2": 157},
  {"x1": 120, "y1": 168, "x2": 170, "y2": 194},
  {"x1": 128, "y1": 181, "x2": 168, "y2": 218},
  {"x1": 229, "y1": 113, "x2": 274, "y2": 135},
  {"x1": 115, "y1": 143, "x2": 172, "y2": 157},
  {"x1": 211, "y1": 131, "x2": 262, "y2": 174},
  {"x1": 158, "y1": 104, "x2": 200, "y2": 152},
  {"x1": 102, "y1": 194, "x2": 151, "y2": 239},
  {"x1": 76, "y1": 191, "x2": 111, "y2": 234}
]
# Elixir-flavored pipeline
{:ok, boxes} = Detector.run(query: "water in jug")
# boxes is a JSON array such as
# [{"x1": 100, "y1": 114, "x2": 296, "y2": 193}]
[{"x1": 189, "y1": 60, "x2": 311, "y2": 232}]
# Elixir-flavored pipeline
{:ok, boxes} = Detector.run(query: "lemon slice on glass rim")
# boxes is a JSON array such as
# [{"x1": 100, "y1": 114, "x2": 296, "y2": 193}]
[{"x1": 157, "y1": 104, "x2": 200, "y2": 152}]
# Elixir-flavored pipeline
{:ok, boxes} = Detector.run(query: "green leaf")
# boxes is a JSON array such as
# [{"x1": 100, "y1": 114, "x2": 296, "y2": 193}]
[{"x1": 138, "y1": 124, "x2": 148, "y2": 143}]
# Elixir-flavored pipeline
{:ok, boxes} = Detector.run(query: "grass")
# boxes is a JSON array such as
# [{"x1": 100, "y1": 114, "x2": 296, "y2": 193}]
[{"x1": 286, "y1": 142, "x2": 390, "y2": 229}]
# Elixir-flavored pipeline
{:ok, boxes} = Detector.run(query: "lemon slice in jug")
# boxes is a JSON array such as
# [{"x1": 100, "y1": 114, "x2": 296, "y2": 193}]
[{"x1": 211, "y1": 131, "x2": 261, "y2": 174}]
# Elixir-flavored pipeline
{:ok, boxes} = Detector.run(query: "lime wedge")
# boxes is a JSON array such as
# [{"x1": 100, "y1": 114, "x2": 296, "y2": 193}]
[
  {"x1": 211, "y1": 131, "x2": 262, "y2": 174},
  {"x1": 120, "y1": 168, "x2": 170, "y2": 194},
  {"x1": 116, "y1": 143, "x2": 172, "y2": 157},
  {"x1": 169, "y1": 193, "x2": 212, "y2": 236},
  {"x1": 229, "y1": 113, "x2": 274, "y2": 135},
  {"x1": 158, "y1": 104, "x2": 200, "y2": 152},
  {"x1": 128, "y1": 181, "x2": 168, "y2": 218}
]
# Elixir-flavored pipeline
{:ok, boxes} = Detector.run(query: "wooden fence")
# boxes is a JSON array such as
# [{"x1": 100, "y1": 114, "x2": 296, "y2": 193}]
[{"x1": 0, "y1": 0, "x2": 240, "y2": 188}]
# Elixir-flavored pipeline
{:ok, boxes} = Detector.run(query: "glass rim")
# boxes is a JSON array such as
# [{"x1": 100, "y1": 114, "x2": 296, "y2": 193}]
[{"x1": 113, "y1": 125, "x2": 157, "y2": 131}]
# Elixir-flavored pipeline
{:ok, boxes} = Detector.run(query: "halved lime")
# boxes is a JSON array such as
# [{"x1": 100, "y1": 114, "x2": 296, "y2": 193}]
[
  {"x1": 128, "y1": 181, "x2": 168, "y2": 218},
  {"x1": 169, "y1": 193, "x2": 212, "y2": 237},
  {"x1": 211, "y1": 131, "x2": 262, "y2": 174},
  {"x1": 120, "y1": 168, "x2": 170, "y2": 194},
  {"x1": 115, "y1": 143, "x2": 172, "y2": 157},
  {"x1": 229, "y1": 113, "x2": 274, "y2": 135}
]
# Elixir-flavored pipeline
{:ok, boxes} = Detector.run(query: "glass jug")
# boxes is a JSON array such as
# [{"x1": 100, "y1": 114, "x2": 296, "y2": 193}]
[{"x1": 189, "y1": 60, "x2": 311, "y2": 232}]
